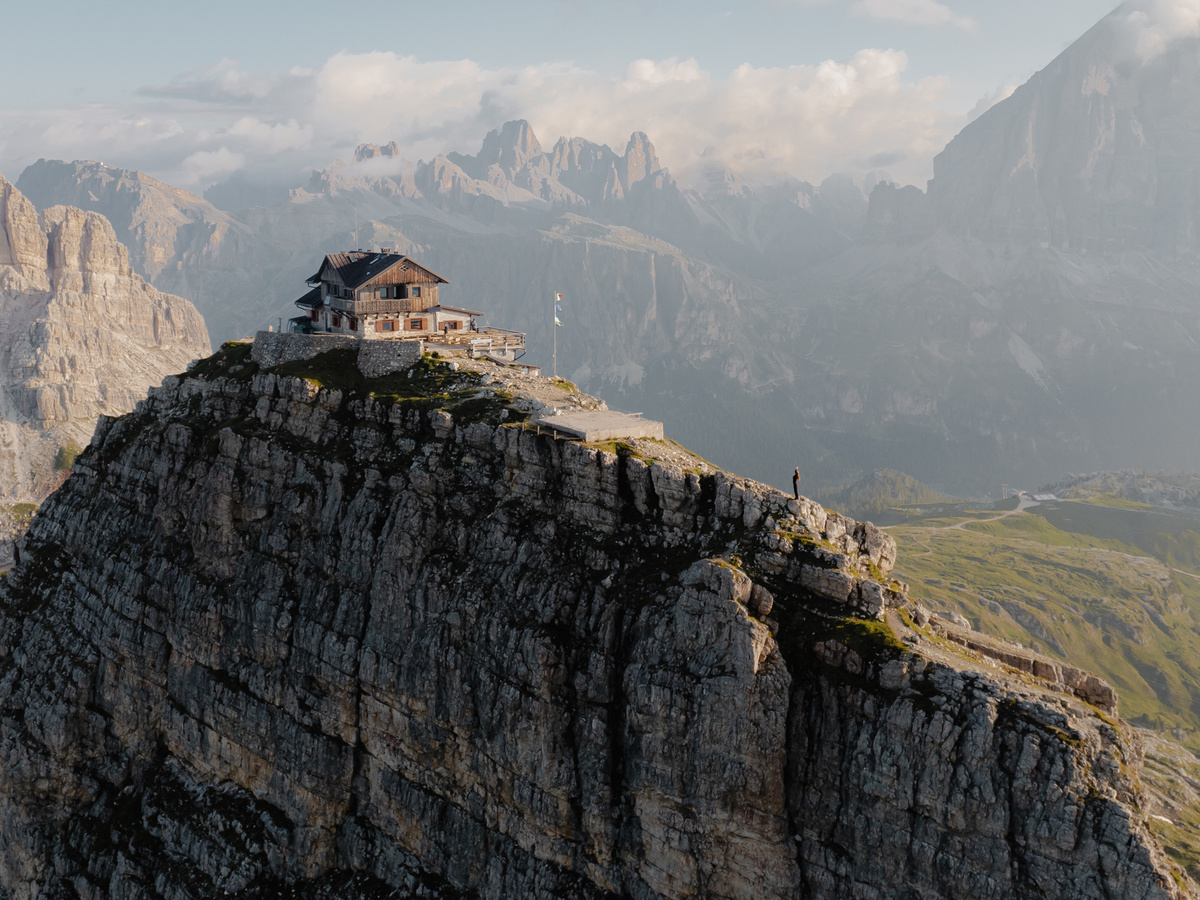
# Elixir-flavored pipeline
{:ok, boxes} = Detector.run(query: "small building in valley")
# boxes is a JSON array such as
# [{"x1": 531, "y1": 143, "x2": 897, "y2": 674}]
[{"x1": 291, "y1": 250, "x2": 525, "y2": 360}]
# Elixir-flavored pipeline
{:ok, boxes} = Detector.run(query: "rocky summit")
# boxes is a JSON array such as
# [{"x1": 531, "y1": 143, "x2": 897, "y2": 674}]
[
  {"x1": 0, "y1": 173, "x2": 210, "y2": 502},
  {"x1": 0, "y1": 342, "x2": 1189, "y2": 899}
]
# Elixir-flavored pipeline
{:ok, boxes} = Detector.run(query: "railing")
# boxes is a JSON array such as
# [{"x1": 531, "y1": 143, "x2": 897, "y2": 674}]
[
  {"x1": 466, "y1": 329, "x2": 526, "y2": 358},
  {"x1": 423, "y1": 328, "x2": 526, "y2": 355},
  {"x1": 474, "y1": 333, "x2": 525, "y2": 351},
  {"x1": 328, "y1": 297, "x2": 427, "y2": 315}
]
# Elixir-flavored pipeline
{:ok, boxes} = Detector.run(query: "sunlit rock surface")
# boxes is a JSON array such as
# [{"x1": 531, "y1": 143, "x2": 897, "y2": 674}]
[{"x1": 0, "y1": 173, "x2": 210, "y2": 501}]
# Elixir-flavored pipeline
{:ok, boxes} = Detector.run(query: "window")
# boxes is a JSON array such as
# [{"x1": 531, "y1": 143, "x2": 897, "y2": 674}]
[
  {"x1": 349, "y1": 318, "x2": 357, "y2": 331},
  {"x1": 379, "y1": 320, "x2": 395, "y2": 332},
  {"x1": 332, "y1": 314, "x2": 341, "y2": 328},
  {"x1": 310, "y1": 310, "x2": 318, "y2": 321},
  {"x1": 409, "y1": 319, "x2": 424, "y2": 330},
  {"x1": 411, "y1": 286, "x2": 421, "y2": 298},
  {"x1": 447, "y1": 321, "x2": 460, "y2": 330}
]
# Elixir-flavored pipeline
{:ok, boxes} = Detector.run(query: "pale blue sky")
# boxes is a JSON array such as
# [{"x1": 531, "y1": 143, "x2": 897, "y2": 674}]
[{"x1": 0, "y1": 0, "x2": 1122, "y2": 190}]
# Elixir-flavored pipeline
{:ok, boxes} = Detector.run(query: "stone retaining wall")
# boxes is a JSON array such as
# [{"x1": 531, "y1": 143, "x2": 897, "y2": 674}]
[
  {"x1": 250, "y1": 331, "x2": 422, "y2": 377},
  {"x1": 356, "y1": 339, "x2": 422, "y2": 377}
]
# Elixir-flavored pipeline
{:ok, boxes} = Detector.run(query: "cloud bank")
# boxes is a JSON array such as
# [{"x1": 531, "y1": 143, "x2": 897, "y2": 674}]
[
  {"x1": 1110, "y1": 0, "x2": 1200, "y2": 62},
  {"x1": 0, "y1": 50, "x2": 965, "y2": 194}
]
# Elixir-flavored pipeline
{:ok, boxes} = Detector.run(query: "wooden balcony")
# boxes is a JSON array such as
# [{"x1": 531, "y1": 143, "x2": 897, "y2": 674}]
[{"x1": 328, "y1": 297, "x2": 428, "y2": 315}]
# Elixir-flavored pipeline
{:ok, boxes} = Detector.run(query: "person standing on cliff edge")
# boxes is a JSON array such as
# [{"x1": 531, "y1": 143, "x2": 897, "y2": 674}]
[{"x1": 792, "y1": 467, "x2": 801, "y2": 500}]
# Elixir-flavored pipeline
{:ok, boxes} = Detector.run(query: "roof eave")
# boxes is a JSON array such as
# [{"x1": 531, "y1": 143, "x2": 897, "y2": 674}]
[{"x1": 406, "y1": 256, "x2": 451, "y2": 284}]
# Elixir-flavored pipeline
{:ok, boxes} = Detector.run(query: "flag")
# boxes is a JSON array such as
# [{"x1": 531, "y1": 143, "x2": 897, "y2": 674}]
[
  {"x1": 554, "y1": 291, "x2": 564, "y2": 326},
  {"x1": 555, "y1": 316, "x2": 563, "y2": 326}
]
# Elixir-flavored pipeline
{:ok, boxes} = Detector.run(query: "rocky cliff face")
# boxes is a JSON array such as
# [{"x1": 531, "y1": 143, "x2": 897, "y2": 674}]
[
  {"x1": 0, "y1": 343, "x2": 1186, "y2": 899},
  {"x1": 15, "y1": 160, "x2": 282, "y2": 337},
  {"x1": 926, "y1": 5, "x2": 1200, "y2": 252},
  {"x1": 826, "y1": 2, "x2": 1200, "y2": 490},
  {"x1": 0, "y1": 173, "x2": 210, "y2": 501}
]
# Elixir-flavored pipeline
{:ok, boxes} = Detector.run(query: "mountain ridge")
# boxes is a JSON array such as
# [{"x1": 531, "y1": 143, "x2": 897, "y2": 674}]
[
  {"x1": 16, "y1": 2, "x2": 1200, "y2": 495},
  {"x1": 0, "y1": 338, "x2": 1185, "y2": 898}
]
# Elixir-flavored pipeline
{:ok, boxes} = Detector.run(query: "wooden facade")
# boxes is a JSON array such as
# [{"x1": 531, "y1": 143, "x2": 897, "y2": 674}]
[
  {"x1": 291, "y1": 250, "x2": 523, "y2": 360},
  {"x1": 298, "y1": 251, "x2": 449, "y2": 332},
  {"x1": 314, "y1": 255, "x2": 445, "y2": 313}
]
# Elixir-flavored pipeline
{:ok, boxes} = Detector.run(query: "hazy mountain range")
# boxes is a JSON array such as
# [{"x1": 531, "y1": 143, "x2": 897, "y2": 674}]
[{"x1": 13, "y1": 4, "x2": 1200, "y2": 495}]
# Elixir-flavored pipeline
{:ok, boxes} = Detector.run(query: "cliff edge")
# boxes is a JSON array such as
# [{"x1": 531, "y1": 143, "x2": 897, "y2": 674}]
[{"x1": 0, "y1": 342, "x2": 1189, "y2": 899}]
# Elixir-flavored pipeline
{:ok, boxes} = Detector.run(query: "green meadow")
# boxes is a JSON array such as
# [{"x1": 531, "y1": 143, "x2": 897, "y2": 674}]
[{"x1": 885, "y1": 498, "x2": 1200, "y2": 747}]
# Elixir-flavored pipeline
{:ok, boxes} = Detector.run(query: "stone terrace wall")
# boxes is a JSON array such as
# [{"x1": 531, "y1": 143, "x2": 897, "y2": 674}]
[
  {"x1": 356, "y1": 339, "x2": 422, "y2": 377},
  {"x1": 249, "y1": 330, "x2": 422, "y2": 377}
]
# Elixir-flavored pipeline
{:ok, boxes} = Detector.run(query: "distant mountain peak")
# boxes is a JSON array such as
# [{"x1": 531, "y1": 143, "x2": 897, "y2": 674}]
[
  {"x1": 447, "y1": 119, "x2": 544, "y2": 182},
  {"x1": 619, "y1": 131, "x2": 662, "y2": 193},
  {"x1": 917, "y1": 3, "x2": 1200, "y2": 252},
  {"x1": 354, "y1": 141, "x2": 401, "y2": 163}
]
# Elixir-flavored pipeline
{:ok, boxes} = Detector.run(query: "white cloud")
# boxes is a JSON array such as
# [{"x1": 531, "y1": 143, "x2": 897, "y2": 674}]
[
  {"x1": 1110, "y1": 0, "x2": 1200, "y2": 62},
  {"x1": 622, "y1": 57, "x2": 705, "y2": 88},
  {"x1": 850, "y1": 0, "x2": 977, "y2": 32},
  {"x1": 967, "y1": 84, "x2": 1017, "y2": 121},
  {"x1": 168, "y1": 147, "x2": 246, "y2": 186},
  {"x1": 226, "y1": 117, "x2": 312, "y2": 155},
  {"x1": 0, "y1": 49, "x2": 967, "y2": 193},
  {"x1": 141, "y1": 58, "x2": 279, "y2": 103}
]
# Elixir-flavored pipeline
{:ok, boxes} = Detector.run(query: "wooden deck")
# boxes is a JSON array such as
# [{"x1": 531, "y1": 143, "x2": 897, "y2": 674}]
[{"x1": 425, "y1": 328, "x2": 526, "y2": 357}]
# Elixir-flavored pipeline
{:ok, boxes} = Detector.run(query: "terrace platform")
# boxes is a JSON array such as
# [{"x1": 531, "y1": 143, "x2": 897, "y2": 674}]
[{"x1": 535, "y1": 410, "x2": 664, "y2": 442}]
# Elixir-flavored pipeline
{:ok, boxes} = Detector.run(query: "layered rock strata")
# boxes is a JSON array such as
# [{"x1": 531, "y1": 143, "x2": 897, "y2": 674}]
[
  {"x1": 0, "y1": 344, "x2": 1188, "y2": 899},
  {"x1": 0, "y1": 173, "x2": 211, "y2": 501}
]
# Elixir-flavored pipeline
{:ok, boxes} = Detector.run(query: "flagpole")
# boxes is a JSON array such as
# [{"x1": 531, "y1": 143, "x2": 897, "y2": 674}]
[{"x1": 552, "y1": 291, "x2": 557, "y2": 378}]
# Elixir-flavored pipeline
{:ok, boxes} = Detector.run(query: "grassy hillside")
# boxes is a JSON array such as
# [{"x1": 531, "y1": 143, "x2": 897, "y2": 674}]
[
  {"x1": 816, "y1": 468, "x2": 952, "y2": 522},
  {"x1": 1141, "y1": 729, "x2": 1200, "y2": 882},
  {"x1": 884, "y1": 498, "x2": 1200, "y2": 747}
]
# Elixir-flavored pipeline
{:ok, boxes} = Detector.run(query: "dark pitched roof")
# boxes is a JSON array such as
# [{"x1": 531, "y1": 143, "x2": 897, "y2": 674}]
[
  {"x1": 306, "y1": 251, "x2": 450, "y2": 289},
  {"x1": 294, "y1": 286, "x2": 322, "y2": 309}
]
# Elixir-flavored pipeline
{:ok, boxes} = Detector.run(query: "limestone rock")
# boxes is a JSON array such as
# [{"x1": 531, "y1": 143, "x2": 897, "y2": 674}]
[
  {"x1": 0, "y1": 173, "x2": 210, "y2": 501},
  {"x1": 0, "y1": 346, "x2": 1186, "y2": 899},
  {"x1": 16, "y1": 160, "x2": 276, "y2": 339}
]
